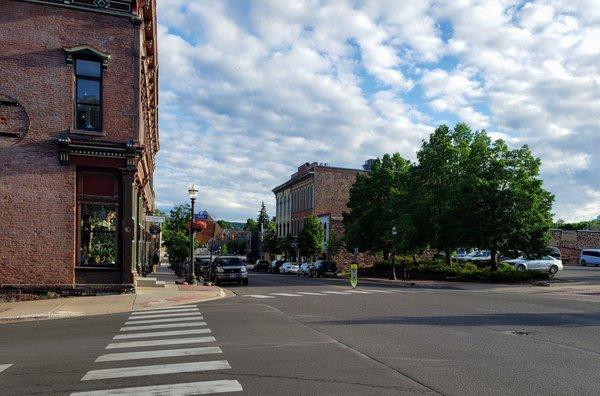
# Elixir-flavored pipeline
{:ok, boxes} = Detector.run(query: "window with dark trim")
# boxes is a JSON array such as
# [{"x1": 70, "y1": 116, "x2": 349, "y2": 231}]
[
  {"x1": 75, "y1": 59, "x2": 102, "y2": 131},
  {"x1": 77, "y1": 172, "x2": 119, "y2": 267}
]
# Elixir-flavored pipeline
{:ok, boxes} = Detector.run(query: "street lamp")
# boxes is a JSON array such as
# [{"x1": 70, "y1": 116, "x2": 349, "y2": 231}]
[
  {"x1": 391, "y1": 226, "x2": 397, "y2": 281},
  {"x1": 187, "y1": 183, "x2": 199, "y2": 285}
]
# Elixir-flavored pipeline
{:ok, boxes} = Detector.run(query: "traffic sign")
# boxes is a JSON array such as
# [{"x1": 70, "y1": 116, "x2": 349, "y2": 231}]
[
  {"x1": 350, "y1": 263, "x2": 358, "y2": 288},
  {"x1": 146, "y1": 215, "x2": 165, "y2": 223}
]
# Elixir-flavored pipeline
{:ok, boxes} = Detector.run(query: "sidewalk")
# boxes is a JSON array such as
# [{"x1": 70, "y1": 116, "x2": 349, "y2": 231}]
[{"x1": 0, "y1": 265, "x2": 229, "y2": 323}]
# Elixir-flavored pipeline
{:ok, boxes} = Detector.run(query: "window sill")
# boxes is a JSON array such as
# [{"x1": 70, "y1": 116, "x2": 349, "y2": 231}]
[{"x1": 70, "y1": 128, "x2": 106, "y2": 137}]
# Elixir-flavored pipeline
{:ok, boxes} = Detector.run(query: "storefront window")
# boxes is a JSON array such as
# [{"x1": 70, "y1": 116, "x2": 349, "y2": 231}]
[{"x1": 79, "y1": 204, "x2": 117, "y2": 266}]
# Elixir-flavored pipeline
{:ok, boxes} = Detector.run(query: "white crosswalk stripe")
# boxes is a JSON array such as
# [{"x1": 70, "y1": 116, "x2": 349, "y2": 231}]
[
  {"x1": 134, "y1": 304, "x2": 197, "y2": 311},
  {"x1": 70, "y1": 379, "x2": 243, "y2": 396},
  {"x1": 95, "y1": 346, "x2": 222, "y2": 362},
  {"x1": 361, "y1": 289, "x2": 394, "y2": 293},
  {"x1": 242, "y1": 294, "x2": 275, "y2": 299},
  {"x1": 321, "y1": 291, "x2": 352, "y2": 295},
  {"x1": 120, "y1": 321, "x2": 206, "y2": 331},
  {"x1": 106, "y1": 336, "x2": 216, "y2": 349},
  {"x1": 0, "y1": 364, "x2": 12, "y2": 373},
  {"x1": 346, "y1": 290, "x2": 372, "y2": 294},
  {"x1": 124, "y1": 316, "x2": 203, "y2": 325},
  {"x1": 296, "y1": 292, "x2": 328, "y2": 295},
  {"x1": 270, "y1": 293, "x2": 302, "y2": 297},
  {"x1": 126, "y1": 312, "x2": 203, "y2": 320},
  {"x1": 113, "y1": 328, "x2": 211, "y2": 340},
  {"x1": 81, "y1": 360, "x2": 231, "y2": 380},
  {"x1": 130, "y1": 307, "x2": 199, "y2": 315}
]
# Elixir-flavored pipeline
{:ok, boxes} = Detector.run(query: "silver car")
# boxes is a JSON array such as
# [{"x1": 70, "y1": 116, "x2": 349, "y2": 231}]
[{"x1": 503, "y1": 255, "x2": 563, "y2": 275}]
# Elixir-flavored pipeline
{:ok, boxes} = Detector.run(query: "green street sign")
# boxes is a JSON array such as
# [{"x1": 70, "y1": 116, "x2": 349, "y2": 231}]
[{"x1": 350, "y1": 263, "x2": 358, "y2": 288}]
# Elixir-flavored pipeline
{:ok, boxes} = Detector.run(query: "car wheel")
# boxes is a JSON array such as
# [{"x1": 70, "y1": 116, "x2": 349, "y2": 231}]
[
  {"x1": 516, "y1": 264, "x2": 526, "y2": 272},
  {"x1": 581, "y1": 260, "x2": 587, "y2": 266},
  {"x1": 549, "y1": 265, "x2": 559, "y2": 275}
]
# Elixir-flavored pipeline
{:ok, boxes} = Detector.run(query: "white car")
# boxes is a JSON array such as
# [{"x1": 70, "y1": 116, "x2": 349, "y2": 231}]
[
  {"x1": 279, "y1": 262, "x2": 297, "y2": 274},
  {"x1": 503, "y1": 255, "x2": 563, "y2": 275}
]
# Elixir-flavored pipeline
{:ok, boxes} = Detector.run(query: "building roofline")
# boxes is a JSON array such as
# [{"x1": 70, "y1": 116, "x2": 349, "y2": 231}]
[{"x1": 272, "y1": 171, "x2": 314, "y2": 193}]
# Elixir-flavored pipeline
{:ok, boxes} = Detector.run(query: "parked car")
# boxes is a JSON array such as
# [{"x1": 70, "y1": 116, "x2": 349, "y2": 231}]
[
  {"x1": 503, "y1": 255, "x2": 563, "y2": 274},
  {"x1": 298, "y1": 262, "x2": 315, "y2": 276},
  {"x1": 546, "y1": 246, "x2": 562, "y2": 260},
  {"x1": 279, "y1": 262, "x2": 297, "y2": 274},
  {"x1": 210, "y1": 256, "x2": 248, "y2": 285},
  {"x1": 288, "y1": 263, "x2": 300, "y2": 274},
  {"x1": 269, "y1": 260, "x2": 285, "y2": 273},
  {"x1": 312, "y1": 260, "x2": 338, "y2": 277},
  {"x1": 580, "y1": 249, "x2": 600, "y2": 267},
  {"x1": 254, "y1": 260, "x2": 270, "y2": 272},
  {"x1": 194, "y1": 257, "x2": 212, "y2": 279}
]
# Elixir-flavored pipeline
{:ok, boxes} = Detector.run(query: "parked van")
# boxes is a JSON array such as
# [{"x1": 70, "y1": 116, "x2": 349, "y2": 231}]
[{"x1": 580, "y1": 249, "x2": 600, "y2": 267}]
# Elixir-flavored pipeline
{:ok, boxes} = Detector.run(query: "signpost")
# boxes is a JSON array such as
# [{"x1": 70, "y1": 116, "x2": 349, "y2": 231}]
[
  {"x1": 350, "y1": 263, "x2": 358, "y2": 288},
  {"x1": 146, "y1": 215, "x2": 165, "y2": 223}
]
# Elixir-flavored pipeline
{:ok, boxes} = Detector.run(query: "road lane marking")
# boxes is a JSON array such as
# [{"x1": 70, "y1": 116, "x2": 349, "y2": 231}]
[
  {"x1": 127, "y1": 312, "x2": 203, "y2": 320},
  {"x1": 361, "y1": 289, "x2": 394, "y2": 293},
  {"x1": 419, "y1": 290, "x2": 437, "y2": 293},
  {"x1": 113, "y1": 328, "x2": 211, "y2": 339},
  {"x1": 70, "y1": 379, "x2": 242, "y2": 395},
  {"x1": 269, "y1": 293, "x2": 302, "y2": 297},
  {"x1": 120, "y1": 321, "x2": 207, "y2": 331},
  {"x1": 95, "y1": 346, "x2": 222, "y2": 362},
  {"x1": 0, "y1": 364, "x2": 12, "y2": 373},
  {"x1": 81, "y1": 360, "x2": 231, "y2": 380},
  {"x1": 296, "y1": 292, "x2": 327, "y2": 295},
  {"x1": 130, "y1": 308, "x2": 199, "y2": 315},
  {"x1": 242, "y1": 294, "x2": 275, "y2": 299},
  {"x1": 124, "y1": 316, "x2": 203, "y2": 325},
  {"x1": 321, "y1": 291, "x2": 352, "y2": 295},
  {"x1": 133, "y1": 304, "x2": 197, "y2": 311},
  {"x1": 106, "y1": 336, "x2": 216, "y2": 349},
  {"x1": 393, "y1": 290, "x2": 418, "y2": 293},
  {"x1": 345, "y1": 290, "x2": 372, "y2": 294}
]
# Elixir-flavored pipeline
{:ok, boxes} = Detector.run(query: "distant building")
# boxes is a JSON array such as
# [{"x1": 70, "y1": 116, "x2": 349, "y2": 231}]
[{"x1": 272, "y1": 162, "x2": 368, "y2": 258}]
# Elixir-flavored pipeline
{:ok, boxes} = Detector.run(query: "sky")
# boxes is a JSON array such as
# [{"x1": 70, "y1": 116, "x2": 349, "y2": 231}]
[{"x1": 154, "y1": 0, "x2": 600, "y2": 223}]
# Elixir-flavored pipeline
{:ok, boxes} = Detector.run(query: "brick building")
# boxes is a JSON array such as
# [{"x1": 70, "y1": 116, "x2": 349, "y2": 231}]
[
  {"x1": 273, "y1": 162, "x2": 368, "y2": 259},
  {"x1": 0, "y1": 0, "x2": 158, "y2": 290}
]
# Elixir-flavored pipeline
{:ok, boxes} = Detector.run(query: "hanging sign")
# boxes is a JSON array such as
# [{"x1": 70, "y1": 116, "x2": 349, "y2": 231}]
[
  {"x1": 350, "y1": 263, "x2": 358, "y2": 288},
  {"x1": 146, "y1": 215, "x2": 165, "y2": 223}
]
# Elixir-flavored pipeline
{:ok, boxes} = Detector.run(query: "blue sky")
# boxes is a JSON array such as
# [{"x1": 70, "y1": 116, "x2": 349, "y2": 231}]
[{"x1": 155, "y1": 0, "x2": 600, "y2": 222}]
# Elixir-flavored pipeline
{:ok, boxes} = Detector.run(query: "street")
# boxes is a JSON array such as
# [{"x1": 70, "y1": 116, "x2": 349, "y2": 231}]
[{"x1": 2, "y1": 270, "x2": 600, "y2": 395}]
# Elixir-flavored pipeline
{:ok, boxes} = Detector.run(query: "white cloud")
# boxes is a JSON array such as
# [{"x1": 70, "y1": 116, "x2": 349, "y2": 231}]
[{"x1": 155, "y1": 0, "x2": 600, "y2": 222}]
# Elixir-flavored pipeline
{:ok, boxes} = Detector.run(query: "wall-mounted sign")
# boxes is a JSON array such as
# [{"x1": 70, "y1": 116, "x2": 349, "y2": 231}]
[{"x1": 146, "y1": 215, "x2": 165, "y2": 223}]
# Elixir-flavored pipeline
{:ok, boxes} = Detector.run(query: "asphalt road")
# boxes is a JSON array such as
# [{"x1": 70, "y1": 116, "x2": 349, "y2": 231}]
[{"x1": 2, "y1": 272, "x2": 600, "y2": 395}]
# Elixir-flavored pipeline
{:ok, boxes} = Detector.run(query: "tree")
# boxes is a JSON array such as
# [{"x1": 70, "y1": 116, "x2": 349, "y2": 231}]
[
  {"x1": 298, "y1": 215, "x2": 324, "y2": 260},
  {"x1": 243, "y1": 218, "x2": 258, "y2": 232},
  {"x1": 413, "y1": 124, "x2": 473, "y2": 264},
  {"x1": 327, "y1": 231, "x2": 345, "y2": 259},
  {"x1": 278, "y1": 234, "x2": 294, "y2": 259},
  {"x1": 257, "y1": 202, "x2": 269, "y2": 230},
  {"x1": 161, "y1": 204, "x2": 191, "y2": 263},
  {"x1": 261, "y1": 233, "x2": 280, "y2": 256},
  {"x1": 343, "y1": 153, "x2": 413, "y2": 258},
  {"x1": 217, "y1": 220, "x2": 232, "y2": 229}
]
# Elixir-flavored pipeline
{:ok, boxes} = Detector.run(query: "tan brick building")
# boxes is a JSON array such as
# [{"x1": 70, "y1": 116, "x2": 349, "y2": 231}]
[
  {"x1": 273, "y1": 162, "x2": 368, "y2": 258},
  {"x1": 0, "y1": 0, "x2": 158, "y2": 290}
]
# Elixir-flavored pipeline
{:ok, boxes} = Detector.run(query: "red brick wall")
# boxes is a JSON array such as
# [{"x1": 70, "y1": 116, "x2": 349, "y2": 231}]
[
  {"x1": 549, "y1": 229, "x2": 600, "y2": 265},
  {"x1": 0, "y1": 1, "x2": 137, "y2": 285},
  {"x1": 314, "y1": 167, "x2": 363, "y2": 219}
]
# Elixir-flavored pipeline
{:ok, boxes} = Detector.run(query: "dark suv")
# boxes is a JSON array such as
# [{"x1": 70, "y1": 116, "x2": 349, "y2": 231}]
[
  {"x1": 312, "y1": 260, "x2": 338, "y2": 277},
  {"x1": 210, "y1": 256, "x2": 248, "y2": 285}
]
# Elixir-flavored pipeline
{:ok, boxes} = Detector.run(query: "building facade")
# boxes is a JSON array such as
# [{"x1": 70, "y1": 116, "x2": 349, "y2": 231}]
[
  {"x1": 273, "y1": 162, "x2": 367, "y2": 258},
  {"x1": 0, "y1": 0, "x2": 158, "y2": 290}
]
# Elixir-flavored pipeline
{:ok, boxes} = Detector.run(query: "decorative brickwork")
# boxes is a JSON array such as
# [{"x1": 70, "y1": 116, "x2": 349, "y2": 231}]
[{"x1": 549, "y1": 229, "x2": 600, "y2": 264}]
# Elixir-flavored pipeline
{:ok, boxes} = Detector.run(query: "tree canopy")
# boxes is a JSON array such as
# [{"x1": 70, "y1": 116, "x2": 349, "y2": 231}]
[
  {"x1": 298, "y1": 215, "x2": 324, "y2": 260},
  {"x1": 343, "y1": 123, "x2": 554, "y2": 270}
]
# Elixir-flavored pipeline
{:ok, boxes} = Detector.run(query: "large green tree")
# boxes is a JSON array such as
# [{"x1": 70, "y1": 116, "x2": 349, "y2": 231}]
[
  {"x1": 278, "y1": 234, "x2": 294, "y2": 259},
  {"x1": 343, "y1": 153, "x2": 414, "y2": 257},
  {"x1": 161, "y1": 204, "x2": 192, "y2": 263},
  {"x1": 298, "y1": 215, "x2": 324, "y2": 260},
  {"x1": 257, "y1": 202, "x2": 269, "y2": 229}
]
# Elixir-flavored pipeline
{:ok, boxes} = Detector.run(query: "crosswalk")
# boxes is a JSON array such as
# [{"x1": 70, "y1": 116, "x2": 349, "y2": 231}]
[
  {"x1": 71, "y1": 304, "x2": 242, "y2": 395},
  {"x1": 241, "y1": 287, "x2": 481, "y2": 300}
]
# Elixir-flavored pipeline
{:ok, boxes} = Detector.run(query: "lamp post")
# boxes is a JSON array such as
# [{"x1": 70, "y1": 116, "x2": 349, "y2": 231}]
[
  {"x1": 187, "y1": 183, "x2": 198, "y2": 285},
  {"x1": 391, "y1": 226, "x2": 397, "y2": 281}
]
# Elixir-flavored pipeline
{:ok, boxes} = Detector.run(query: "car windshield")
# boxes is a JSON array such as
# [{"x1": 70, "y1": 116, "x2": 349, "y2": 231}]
[
  {"x1": 217, "y1": 257, "x2": 243, "y2": 266},
  {"x1": 319, "y1": 261, "x2": 337, "y2": 270}
]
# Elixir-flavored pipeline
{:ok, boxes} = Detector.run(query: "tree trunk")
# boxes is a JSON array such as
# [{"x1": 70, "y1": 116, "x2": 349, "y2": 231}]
[
  {"x1": 445, "y1": 250, "x2": 451, "y2": 265},
  {"x1": 490, "y1": 250, "x2": 498, "y2": 271},
  {"x1": 412, "y1": 253, "x2": 417, "y2": 266}
]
